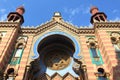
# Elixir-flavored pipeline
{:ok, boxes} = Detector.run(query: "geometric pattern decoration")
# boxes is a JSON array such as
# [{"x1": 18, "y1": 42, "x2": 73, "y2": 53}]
[
  {"x1": 34, "y1": 72, "x2": 77, "y2": 80},
  {"x1": 63, "y1": 73, "x2": 76, "y2": 80},
  {"x1": 51, "y1": 73, "x2": 62, "y2": 80},
  {"x1": 37, "y1": 73, "x2": 51, "y2": 80}
]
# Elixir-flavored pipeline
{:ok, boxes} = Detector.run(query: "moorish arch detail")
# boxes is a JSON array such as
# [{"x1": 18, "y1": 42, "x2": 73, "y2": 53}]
[
  {"x1": 28, "y1": 31, "x2": 87, "y2": 79},
  {"x1": 32, "y1": 31, "x2": 81, "y2": 60}
]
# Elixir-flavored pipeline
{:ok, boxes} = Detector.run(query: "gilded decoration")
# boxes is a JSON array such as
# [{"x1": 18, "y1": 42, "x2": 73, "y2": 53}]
[{"x1": 44, "y1": 52, "x2": 71, "y2": 70}]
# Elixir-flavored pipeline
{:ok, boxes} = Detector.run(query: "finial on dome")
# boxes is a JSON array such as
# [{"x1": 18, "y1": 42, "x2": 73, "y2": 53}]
[
  {"x1": 90, "y1": 6, "x2": 99, "y2": 15},
  {"x1": 90, "y1": 6, "x2": 107, "y2": 24},
  {"x1": 16, "y1": 6, "x2": 25, "y2": 15},
  {"x1": 52, "y1": 12, "x2": 62, "y2": 21}
]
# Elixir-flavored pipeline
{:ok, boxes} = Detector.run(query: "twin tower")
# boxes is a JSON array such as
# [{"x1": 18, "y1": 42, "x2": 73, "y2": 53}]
[{"x1": 7, "y1": 6, "x2": 107, "y2": 25}]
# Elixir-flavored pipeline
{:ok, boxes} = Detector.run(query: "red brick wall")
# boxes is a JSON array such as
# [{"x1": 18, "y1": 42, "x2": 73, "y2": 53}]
[
  {"x1": 15, "y1": 36, "x2": 33, "y2": 80},
  {"x1": 0, "y1": 28, "x2": 18, "y2": 72},
  {"x1": 80, "y1": 35, "x2": 96, "y2": 80}
]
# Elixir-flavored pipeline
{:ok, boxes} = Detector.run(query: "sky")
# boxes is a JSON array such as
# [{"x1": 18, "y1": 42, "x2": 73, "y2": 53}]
[{"x1": 0, "y1": 0, "x2": 120, "y2": 27}]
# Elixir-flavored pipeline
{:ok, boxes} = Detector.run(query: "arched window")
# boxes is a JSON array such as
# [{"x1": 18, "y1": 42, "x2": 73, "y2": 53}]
[
  {"x1": 10, "y1": 37, "x2": 27, "y2": 65},
  {"x1": 96, "y1": 68, "x2": 109, "y2": 80},
  {"x1": 10, "y1": 43, "x2": 24, "y2": 65},
  {"x1": 6, "y1": 36, "x2": 27, "y2": 80},
  {"x1": 86, "y1": 37, "x2": 104, "y2": 65},
  {"x1": 14, "y1": 43, "x2": 24, "y2": 57},
  {"x1": 110, "y1": 32, "x2": 120, "y2": 59},
  {"x1": 87, "y1": 38, "x2": 99, "y2": 59},
  {"x1": 90, "y1": 42, "x2": 99, "y2": 58},
  {"x1": 6, "y1": 68, "x2": 15, "y2": 80}
]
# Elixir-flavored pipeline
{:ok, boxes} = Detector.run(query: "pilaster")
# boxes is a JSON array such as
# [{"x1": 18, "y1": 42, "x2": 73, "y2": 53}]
[
  {"x1": 95, "y1": 29, "x2": 118, "y2": 80},
  {"x1": 15, "y1": 36, "x2": 33, "y2": 80},
  {"x1": 0, "y1": 26, "x2": 19, "y2": 72},
  {"x1": 80, "y1": 36, "x2": 96, "y2": 80}
]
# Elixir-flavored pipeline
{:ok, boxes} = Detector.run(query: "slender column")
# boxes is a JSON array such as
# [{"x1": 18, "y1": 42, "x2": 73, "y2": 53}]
[
  {"x1": 15, "y1": 36, "x2": 33, "y2": 80},
  {"x1": 0, "y1": 28, "x2": 18, "y2": 72},
  {"x1": 82, "y1": 65, "x2": 88, "y2": 80},
  {"x1": 23, "y1": 66, "x2": 30, "y2": 80}
]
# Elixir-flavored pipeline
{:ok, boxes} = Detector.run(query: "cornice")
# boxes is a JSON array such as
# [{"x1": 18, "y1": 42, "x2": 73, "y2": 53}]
[
  {"x1": 0, "y1": 22, "x2": 20, "y2": 28},
  {"x1": 21, "y1": 20, "x2": 95, "y2": 34},
  {"x1": 8, "y1": 21, "x2": 120, "y2": 34},
  {"x1": 57, "y1": 20, "x2": 78, "y2": 33},
  {"x1": 20, "y1": 28, "x2": 36, "y2": 34},
  {"x1": 36, "y1": 20, "x2": 58, "y2": 34},
  {"x1": 78, "y1": 28, "x2": 94, "y2": 34},
  {"x1": 94, "y1": 22, "x2": 120, "y2": 29},
  {"x1": 21, "y1": 20, "x2": 56, "y2": 34}
]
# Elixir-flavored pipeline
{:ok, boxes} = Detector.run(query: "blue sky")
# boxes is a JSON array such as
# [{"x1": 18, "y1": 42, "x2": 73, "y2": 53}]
[{"x1": 0, "y1": 0, "x2": 120, "y2": 27}]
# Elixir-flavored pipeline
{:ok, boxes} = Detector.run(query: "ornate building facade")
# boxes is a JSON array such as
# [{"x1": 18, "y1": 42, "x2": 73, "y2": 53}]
[{"x1": 0, "y1": 6, "x2": 120, "y2": 80}]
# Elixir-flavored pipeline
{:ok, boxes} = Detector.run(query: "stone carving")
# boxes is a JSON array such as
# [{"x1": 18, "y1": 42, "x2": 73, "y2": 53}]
[
  {"x1": 72, "y1": 59, "x2": 88, "y2": 80},
  {"x1": 15, "y1": 37, "x2": 27, "y2": 49},
  {"x1": 44, "y1": 52, "x2": 71, "y2": 70},
  {"x1": 110, "y1": 32, "x2": 120, "y2": 44},
  {"x1": 28, "y1": 60, "x2": 41, "y2": 80},
  {"x1": 29, "y1": 60, "x2": 40, "y2": 73},
  {"x1": 86, "y1": 37, "x2": 98, "y2": 48},
  {"x1": 72, "y1": 59, "x2": 83, "y2": 75}
]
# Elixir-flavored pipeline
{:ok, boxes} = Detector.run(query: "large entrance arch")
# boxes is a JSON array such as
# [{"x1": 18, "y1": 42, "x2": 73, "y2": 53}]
[
  {"x1": 30, "y1": 31, "x2": 82, "y2": 79},
  {"x1": 38, "y1": 34, "x2": 75, "y2": 70},
  {"x1": 33, "y1": 31, "x2": 81, "y2": 60}
]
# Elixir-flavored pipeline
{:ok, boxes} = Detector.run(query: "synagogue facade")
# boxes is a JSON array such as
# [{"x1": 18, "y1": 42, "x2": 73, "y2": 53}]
[{"x1": 0, "y1": 6, "x2": 120, "y2": 80}]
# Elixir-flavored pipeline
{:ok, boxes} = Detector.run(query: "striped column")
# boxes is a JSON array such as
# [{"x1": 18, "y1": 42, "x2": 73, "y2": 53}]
[
  {"x1": 80, "y1": 36, "x2": 96, "y2": 80},
  {"x1": 15, "y1": 36, "x2": 33, "y2": 80},
  {"x1": 96, "y1": 30, "x2": 118, "y2": 80},
  {"x1": 0, "y1": 28, "x2": 18, "y2": 72}
]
